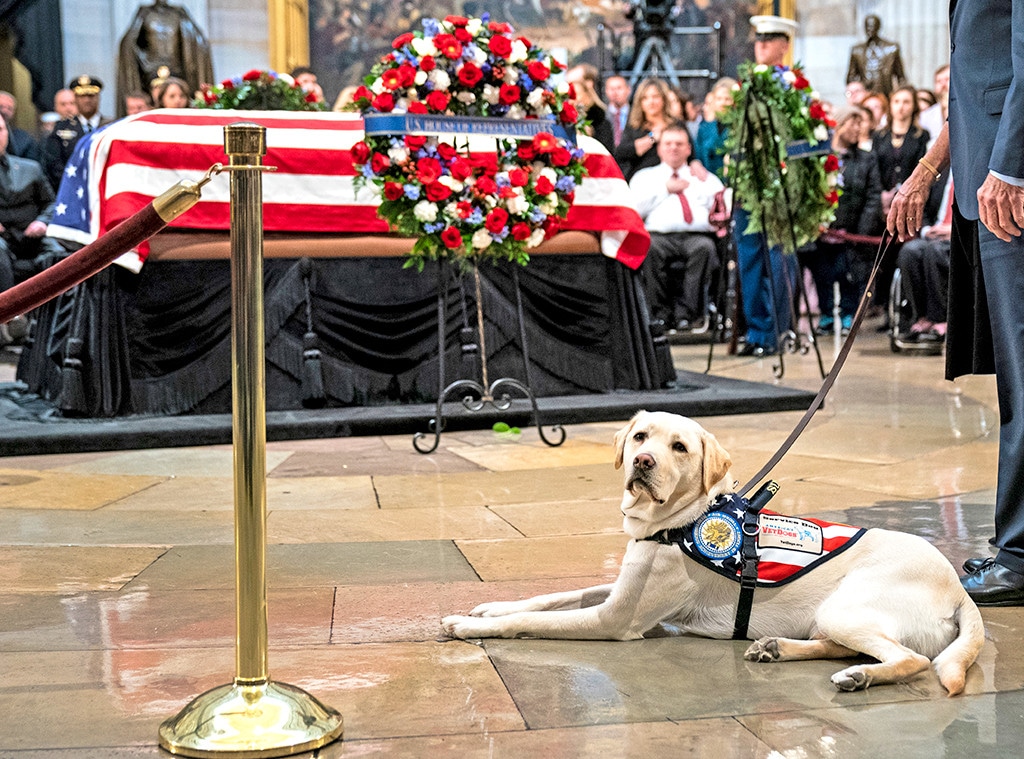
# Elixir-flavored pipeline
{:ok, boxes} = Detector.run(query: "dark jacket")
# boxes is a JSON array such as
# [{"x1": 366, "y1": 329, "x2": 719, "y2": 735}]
[
  {"x1": 871, "y1": 127, "x2": 929, "y2": 190},
  {"x1": 0, "y1": 153, "x2": 56, "y2": 238},
  {"x1": 41, "y1": 116, "x2": 112, "y2": 192},
  {"x1": 614, "y1": 124, "x2": 661, "y2": 182},
  {"x1": 832, "y1": 144, "x2": 883, "y2": 236},
  {"x1": 584, "y1": 104, "x2": 615, "y2": 153}
]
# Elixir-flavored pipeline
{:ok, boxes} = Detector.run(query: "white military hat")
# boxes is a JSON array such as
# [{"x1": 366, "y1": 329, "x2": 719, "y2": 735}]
[{"x1": 750, "y1": 15, "x2": 799, "y2": 39}]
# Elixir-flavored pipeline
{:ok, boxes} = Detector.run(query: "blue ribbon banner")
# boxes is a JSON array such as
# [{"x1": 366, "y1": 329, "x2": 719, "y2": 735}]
[
  {"x1": 363, "y1": 113, "x2": 575, "y2": 144},
  {"x1": 784, "y1": 138, "x2": 831, "y2": 159}
]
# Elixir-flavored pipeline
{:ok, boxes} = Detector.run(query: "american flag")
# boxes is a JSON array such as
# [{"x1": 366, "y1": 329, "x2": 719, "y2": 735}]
[{"x1": 45, "y1": 110, "x2": 649, "y2": 270}]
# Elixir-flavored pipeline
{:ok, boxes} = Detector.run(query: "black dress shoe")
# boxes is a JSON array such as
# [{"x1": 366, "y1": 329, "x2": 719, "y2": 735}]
[
  {"x1": 961, "y1": 561, "x2": 1024, "y2": 606},
  {"x1": 963, "y1": 556, "x2": 996, "y2": 573}
]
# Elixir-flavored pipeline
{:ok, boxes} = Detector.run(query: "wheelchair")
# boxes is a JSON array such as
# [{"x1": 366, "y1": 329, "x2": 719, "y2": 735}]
[{"x1": 888, "y1": 267, "x2": 943, "y2": 355}]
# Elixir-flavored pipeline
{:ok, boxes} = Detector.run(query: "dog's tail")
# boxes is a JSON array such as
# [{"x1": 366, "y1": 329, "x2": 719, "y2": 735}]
[{"x1": 931, "y1": 596, "x2": 985, "y2": 696}]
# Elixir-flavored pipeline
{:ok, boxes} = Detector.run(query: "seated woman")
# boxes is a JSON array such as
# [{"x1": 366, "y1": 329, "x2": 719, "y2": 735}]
[
  {"x1": 614, "y1": 78, "x2": 674, "y2": 182},
  {"x1": 155, "y1": 77, "x2": 192, "y2": 108}
]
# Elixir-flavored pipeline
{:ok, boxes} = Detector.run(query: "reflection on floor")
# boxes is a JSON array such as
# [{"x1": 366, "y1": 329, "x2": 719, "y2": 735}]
[{"x1": 0, "y1": 331, "x2": 1019, "y2": 758}]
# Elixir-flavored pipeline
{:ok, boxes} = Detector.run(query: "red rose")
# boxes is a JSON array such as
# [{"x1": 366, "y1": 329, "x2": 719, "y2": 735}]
[
  {"x1": 550, "y1": 58, "x2": 564, "y2": 73},
  {"x1": 203, "y1": 91, "x2": 218, "y2": 104},
  {"x1": 435, "y1": 33, "x2": 463, "y2": 59},
  {"x1": 793, "y1": 74, "x2": 810, "y2": 90},
  {"x1": 824, "y1": 154, "x2": 840, "y2": 172},
  {"x1": 370, "y1": 152, "x2": 390, "y2": 173},
  {"x1": 242, "y1": 69, "x2": 262, "y2": 81},
  {"x1": 304, "y1": 91, "x2": 320, "y2": 103},
  {"x1": 527, "y1": 61, "x2": 551, "y2": 82},
  {"x1": 531, "y1": 132, "x2": 557, "y2": 154},
  {"x1": 499, "y1": 83, "x2": 521, "y2": 105},
  {"x1": 560, "y1": 102, "x2": 578, "y2": 124},
  {"x1": 517, "y1": 36, "x2": 532, "y2": 49},
  {"x1": 450, "y1": 158, "x2": 472, "y2": 181},
  {"x1": 405, "y1": 135, "x2": 427, "y2": 150},
  {"x1": 550, "y1": 147, "x2": 572, "y2": 167},
  {"x1": 534, "y1": 176, "x2": 555, "y2": 195},
  {"x1": 456, "y1": 201, "x2": 474, "y2": 218},
  {"x1": 826, "y1": 190, "x2": 840, "y2": 206},
  {"x1": 398, "y1": 64, "x2": 417, "y2": 87},
  {"x1": 353, "y1": 85, "x2": 373, "y2": 103},
  {"x1": 488, "y1": 35, "x2": 512, "y2": 58},
  {"x1": 445, "y1": 15, "x2": 468, "y2": 26},
  {"x1": 499, "y1": 186, "x2": 518, "y2": 199},
  {"x1": 458, "y1": 62, "x2": 483, "y2": 87},
  {"x1": 383, "y1": 182, "x2": 405, "y2": 201},
  {"x1": 420, "y1": 55, "x2": 436, "y2": 72},
  {"x1": 485, "y1": 208, "x2": 509, "y2": 233},
  {"x1": 350, "y1": 141, "x2": 371, "y2": 164},
  {"x1": 488, "y1": 21, "x2": 512, "y2": 33},
  {"x1": 809, "y1": 101, "x2": 827, "y2": 121},
  {"x1": 511, "y1": 222, "x2": 532, "y2": 241},
  {"x1": 543, "y1": 217, "x2": 560, "y2": 239},
  {"x1": 440, "y1": 226, "x2": 463, "y2": 249},
  {"x1": 371, "y1": 92, "x2": 394, "y2": 112},
  {"x1": 220, "y1": 79, "x2": 235, "y2": 90},
  {"x1": 475, "y1": 176, "x2": 498, "y2": 196},
  {"x1": 517, "y1": 144, "x2": 536, "y2": 161},
  {"x1": 408, "y1": 101, "x2": 428, "y2": 114},
  {"x1": 392, "y1": 32, "x2": 414, "y2": 49},
  {"x1": 436, "y1": 143, "x2": 457, "y2": 160},
  {"x1": 508, "y1": 168, "x2": 529, "y2": 187},
  {"x1": 454, "y1": 27, "x2": 473, "y2": 43},
  {"x1": 425, "y1": 182, "x2": 453, "y2": 202},
  {"x1": 381, "y1": 69, "x2": 403, "y2": 90},
  {"x1": 416, "y1": 157, "x2": 443, "y2": 184},
  {"x1": 425, "y1": 90, "x2": 451, "y2": 111}
]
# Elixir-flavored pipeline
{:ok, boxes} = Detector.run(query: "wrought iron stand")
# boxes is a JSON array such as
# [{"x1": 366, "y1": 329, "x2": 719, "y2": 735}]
[{"x1": 413, "y1": 260, "x2": 566, "y2": 454}]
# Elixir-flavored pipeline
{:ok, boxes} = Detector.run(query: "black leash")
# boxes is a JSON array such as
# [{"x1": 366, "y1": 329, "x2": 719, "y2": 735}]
[
  {"x1": 732, "y1": 480, "x2": 779, "y2": 640},
  {"x1": 737, "y1": 231, "x2": 897, "y2": 497}
]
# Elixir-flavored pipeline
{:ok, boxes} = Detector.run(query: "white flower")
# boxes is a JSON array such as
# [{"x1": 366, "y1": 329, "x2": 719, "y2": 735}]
[
  {"x1": 278, "y1": 73, "x2": 295, "y2": 86},
  {"x1": 507, "y1": 104, "x2": 525, "y2": 119},
  {"x1": 411, "y1": 37, "x2": 438, "y2": 58},
  {"x1": 754, "y1": 64, "x2": 769, "y2": 73},
  {"x1": 456, "y1": 91, "x2": 477, "y2": 104},
  {"x1": 813, "y1": 124, "x2": 829, "y2": 142},
  {"x1": 471, "y1": 45, "x2": 488, "y2": 65},
  {"x1": 503, "y1": 68, "x2": 519, "y2": 84},
  {"x1": 782, "y1": 70, "x2": 796, "y2": 84},
  {"x1": 388, "y1": 146, "x2": 409, "y2": 163},
  {"x1": 483, "y1": 85, "x2": 501, "y2": 105},
  {"x1": 466, "y1": 18, "x2": 482, "y2": 36},
  {"x1": 429, "y1": 69, "x2": 451, "y2": 91},
  {"x1": 556, "y1": 81, "x2": 571, "y2": 96},
  {"x1": 443, "y1": 202, "x2": 460, "y2": 219},
  {"x1": 506, "y1": 193, "x2": 529, "y2": 215},
  {"x1": 827, "y1": 173, "x2": 839, "y2": 188},
  {"x1": 438, "y1": 175, "x2": 463, "y2": 192},
  {"x1": 509, "y1": 39, "x2": 529, "y2": 63},
  {"x1": 472, "y1": 228, "x2": 493, "y2": 249},
  {"x1": 527, "y1": 228, "x2": 546, "y2": 248},
  {"x1": 371, "y1": 77, "x2": 385, "y2": 94},
  {"x1": 810, "y1": 90, "x2": 820, "y2": 100},
  {"x1": 527, "y1": 88, "x2": 546, "y2": 108},
  {"x1": 538, "y1": 167, "x2": 557, "y2": 184},
  {"x1": 539, "y1": 195, "x2": 557, "y2": 215},
  {"x1": 413, "y1": 201, "x2": 438, "y2": 222},
  {"x1": 414, "y1": 70, "x2": 427, "y2": 86}
]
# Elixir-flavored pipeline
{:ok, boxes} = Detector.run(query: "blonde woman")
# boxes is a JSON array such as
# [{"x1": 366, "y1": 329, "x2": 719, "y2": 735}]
[{"x1": 613, "y1": 78, "x2": 674, "y2": 181}]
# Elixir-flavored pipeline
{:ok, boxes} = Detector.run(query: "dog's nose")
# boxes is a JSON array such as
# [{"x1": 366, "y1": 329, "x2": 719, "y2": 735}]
[{"x1": 633, "y1": 452, "x2": 655, "y2": 470}]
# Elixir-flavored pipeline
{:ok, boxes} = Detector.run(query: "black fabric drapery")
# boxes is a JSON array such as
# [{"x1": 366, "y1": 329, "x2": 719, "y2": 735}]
[
  {"x1": 17, "y1": 254, "x2": 672, "y2": 418},
  {"x1": 2, "y1": 0, "x2": 65, "y2": 115}
]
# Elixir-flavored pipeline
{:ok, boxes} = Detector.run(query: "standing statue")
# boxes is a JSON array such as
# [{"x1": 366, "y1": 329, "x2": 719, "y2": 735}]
[
  {"x1": 846, "y1": 15, "x2": 905, "y2": 96},
  {"x1": 117, "y1": 0, "x2": 214, "y2": 117}
]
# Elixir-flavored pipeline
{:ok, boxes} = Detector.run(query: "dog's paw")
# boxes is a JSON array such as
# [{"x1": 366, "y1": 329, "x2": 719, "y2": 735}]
[
  {"x1": 744, "y1": 638, "x2": 780, "y2": 663},
  {"x1": 469, "y1": 600, "x2": 523, "y2": 617},
  {"x1": 831, "y1": 667, "x2": 872, "y2": 692},
  {"x1": 441, "y1": 615, "x2": 494, "y2": 640}
]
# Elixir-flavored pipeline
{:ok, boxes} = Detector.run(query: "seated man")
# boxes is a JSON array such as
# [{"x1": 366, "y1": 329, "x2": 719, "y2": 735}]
[
  {"x1": 897, "y1": 169, "x2": 953, "y2": 342},
  {"x1": 0, "y1": 117, "x2": 64, "y2": 344},
  {"x1": 629, "y1": 122, "x2": 723, "y2": 332}
]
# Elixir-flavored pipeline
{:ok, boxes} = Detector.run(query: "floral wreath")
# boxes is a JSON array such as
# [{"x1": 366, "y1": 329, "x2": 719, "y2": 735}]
[
  {"x1": 348, "y1": 14, "x2": 587, "y2": 270},
  {"x1": 720, "y1": 61, "x2": 840, "y2": 253},
  {"x1": 194, "y1": 69, "x2": 327, "y2": 111}
]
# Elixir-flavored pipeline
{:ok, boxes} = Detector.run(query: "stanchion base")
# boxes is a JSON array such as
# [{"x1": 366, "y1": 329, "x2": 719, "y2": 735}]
[{"x1": 159, "y1": 679, "x2": 343, "y2": 758}]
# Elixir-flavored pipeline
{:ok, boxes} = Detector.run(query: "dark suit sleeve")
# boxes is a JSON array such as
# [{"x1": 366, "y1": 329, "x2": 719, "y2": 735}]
[
  {"x1": 857, "y1": 158, "x2": 884, "y2": 236},
  {"x1": 32, "y1": 163, "x2": 56, "y2": 225},
  {"x1": 990, "y1": 0, "x2": 1024, "y2": 180},
  {"x1": 41, "y1": 131, "x2": 66, "y2": 192}
]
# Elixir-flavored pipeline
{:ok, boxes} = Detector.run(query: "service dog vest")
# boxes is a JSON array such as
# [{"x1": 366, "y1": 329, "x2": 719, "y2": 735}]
[{"x1": 646, "y1": 494, "x2": 867, "y2": 586}]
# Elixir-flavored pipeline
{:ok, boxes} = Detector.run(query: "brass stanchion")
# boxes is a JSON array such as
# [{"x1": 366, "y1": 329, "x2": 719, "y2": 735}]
[{"x1": 158, "y1": 123, "x2": 344, "y2": 757}]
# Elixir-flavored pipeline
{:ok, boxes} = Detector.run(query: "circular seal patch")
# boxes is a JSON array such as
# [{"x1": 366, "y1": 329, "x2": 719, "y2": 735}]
[{"x1": 693, "y1": 511, "x2": 742, "y2": 560}]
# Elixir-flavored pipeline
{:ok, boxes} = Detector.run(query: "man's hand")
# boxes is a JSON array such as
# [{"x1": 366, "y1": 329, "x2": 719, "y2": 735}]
[
  {"x1": 688, "y1": 160, "x2": 710, "y2": 181},
  {"x1": 978, "y1": 173, "x2": 1024, "y2": 242},
  {"x1": 24, "y1": 221, "x2": 47, "y2": 238}
]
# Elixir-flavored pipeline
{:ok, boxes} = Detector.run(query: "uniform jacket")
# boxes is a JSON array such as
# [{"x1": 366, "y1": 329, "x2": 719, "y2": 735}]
[{"x1": 41, "y1": 116, "x2": 112, "y2": 191}]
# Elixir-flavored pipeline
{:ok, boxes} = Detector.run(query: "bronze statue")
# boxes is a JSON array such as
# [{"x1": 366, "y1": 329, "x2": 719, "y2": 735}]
[
  {"x1": 846, "y1": 15, "x2": 906, "y2": 96},
  {"x1": 116, "y1": 0, "x2": 214, "y2": 117}
]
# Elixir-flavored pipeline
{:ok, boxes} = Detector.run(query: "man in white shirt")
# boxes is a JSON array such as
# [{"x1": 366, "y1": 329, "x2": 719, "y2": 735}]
[
  {"x1": 629, "y1": 122, "x2": 724, "y2": 332},
  {"x1": 918, "y1": 64, "x2": 949, "y2": 149}
]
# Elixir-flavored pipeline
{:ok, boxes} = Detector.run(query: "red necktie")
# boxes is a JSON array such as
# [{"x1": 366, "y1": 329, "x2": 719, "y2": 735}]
[
  {"x1": 612, "y1": 109, "x2": 623, "y2": 146},
  {"x1": 672, "y1": 171, "x2": 694, "y2": 224},
  {"x1": 942, "y1": 179, "x2": 955, "y2": 225}
]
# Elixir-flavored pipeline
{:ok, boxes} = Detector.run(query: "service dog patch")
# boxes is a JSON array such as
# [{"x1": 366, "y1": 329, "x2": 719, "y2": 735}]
[{"x1": 651, "y1": 495, "x2": 866, "y2": 586}]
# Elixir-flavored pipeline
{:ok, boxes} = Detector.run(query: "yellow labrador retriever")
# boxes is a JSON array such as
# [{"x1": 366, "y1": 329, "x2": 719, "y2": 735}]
[{"x1": 441, "y1": 410, "x2": 985, "y2": 694}]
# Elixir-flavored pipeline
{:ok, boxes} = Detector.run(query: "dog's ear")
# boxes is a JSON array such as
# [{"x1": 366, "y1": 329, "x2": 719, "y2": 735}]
[
  {"x1": 701, "y1": 431, "x2": 732, "y2": 494},
  {"x1": 613, "y1": 412, "x2": 643, "y2": 469}
]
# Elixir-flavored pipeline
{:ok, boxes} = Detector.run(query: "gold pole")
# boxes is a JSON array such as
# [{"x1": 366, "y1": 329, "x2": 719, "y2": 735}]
[{"x1": 158, "y1": 123, "x2": 343, "y2": 758}]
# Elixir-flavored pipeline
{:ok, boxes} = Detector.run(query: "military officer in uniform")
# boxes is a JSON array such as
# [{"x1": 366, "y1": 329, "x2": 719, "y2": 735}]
[{"x1": 41, "y1": 75, "x2": 112, "y2": 192}]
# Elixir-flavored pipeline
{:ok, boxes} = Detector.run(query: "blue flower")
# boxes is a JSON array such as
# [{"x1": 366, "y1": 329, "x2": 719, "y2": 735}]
[
  {"x1": 467, "y1": 209, "x2": 484, "y2": 225},
  {"x1": 555, "y1": 176, "x2": 576, "y2": 193},
  {"x1": 403, "y1": 184, "x2": 420, "y2": 200},
  {"x1": 422, "y1": 18, "x2": 441, "y2": 36}
]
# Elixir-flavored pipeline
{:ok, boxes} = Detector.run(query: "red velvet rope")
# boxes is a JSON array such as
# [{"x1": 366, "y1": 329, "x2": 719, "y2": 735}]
[{"x1": 0, "y1": 203, "x2": 167, "y2": 324}]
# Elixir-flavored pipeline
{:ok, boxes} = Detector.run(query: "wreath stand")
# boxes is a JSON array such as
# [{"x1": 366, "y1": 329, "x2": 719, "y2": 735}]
[
  {"x1": 707, "y1": 87, "x2": 827, "y2": 381},
  {"x1": 412, "y1": 257, "x2": 566, "y2": 454}
]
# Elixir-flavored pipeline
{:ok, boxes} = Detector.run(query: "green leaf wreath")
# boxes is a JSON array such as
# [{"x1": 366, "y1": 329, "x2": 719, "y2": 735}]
[{"x1": 720, "y1": 62, "x2": 840, "y2": 253}]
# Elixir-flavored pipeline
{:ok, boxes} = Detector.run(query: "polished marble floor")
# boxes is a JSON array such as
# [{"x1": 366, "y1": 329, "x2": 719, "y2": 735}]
[{"x1": 0, "y1": 329, "x2": 1020, "y2": 758}]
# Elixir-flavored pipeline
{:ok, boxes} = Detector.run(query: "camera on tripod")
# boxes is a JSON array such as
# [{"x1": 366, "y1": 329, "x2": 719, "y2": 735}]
[{"x1": 626, "y1": 0, "x2": 676, "y2": 40}]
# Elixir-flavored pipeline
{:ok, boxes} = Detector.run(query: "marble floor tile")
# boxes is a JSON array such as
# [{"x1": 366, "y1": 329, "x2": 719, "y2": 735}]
[
  {"x1": 445, "y1": 438, "x2": 614, "y2": 471},
  {"x1": 0, "y1": 508, "x2": 234, "y2": 546},
  {"x1": 55, "y1": 447, "x2": 293, "y2": 478},
  {"x1": 487, "y1": 499, "x2": 624, "y2": 537},
  {"x1": 0, "y1": 468, "x2": 164, "y2": 510},
  {"x1": 0, "y1": 546, "x2": 166, "y2": 593},
  {"x1": 455, "y1": 534, "x2": 627, "y2": 582},
  {"x1": 267, "y1": 435, "x2": 485, "y2": 476}
]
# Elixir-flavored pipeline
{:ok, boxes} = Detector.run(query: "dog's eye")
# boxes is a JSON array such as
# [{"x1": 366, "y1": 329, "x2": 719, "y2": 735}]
[
  {"x1": 633, "y1": 431, "x2": 646, "y2": 442},
  {"x1": 673, "y1": 441, "x2": 687, "y2": 453}
]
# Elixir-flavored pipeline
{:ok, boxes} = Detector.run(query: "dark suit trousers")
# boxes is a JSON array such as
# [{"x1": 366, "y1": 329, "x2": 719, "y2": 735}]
[
  {"x1": 978, "y1": 225, "x2": 1024, "y2": 574},
  {"x1": 642, "y1": 232, "x2": 718, "y2": 324}
]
